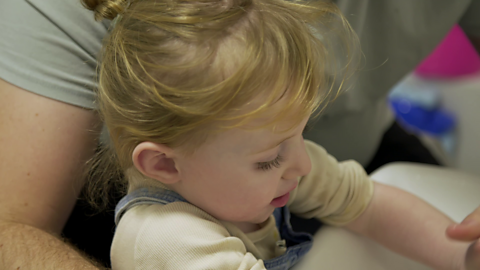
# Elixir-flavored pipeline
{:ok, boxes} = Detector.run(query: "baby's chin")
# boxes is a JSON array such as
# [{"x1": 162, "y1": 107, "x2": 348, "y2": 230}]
[
  {"x1": 216, "y1": 204, "x2": 277, "y2": 224},
  {"x1": 230, "y1": 210, "x2": 273, "y2": 224},
  {"x1": 227, "y1": 213, "x2": 274, "y2": 233},
  {"x1": 249, "y1": 207, "x2": 277, "y2": 224}
]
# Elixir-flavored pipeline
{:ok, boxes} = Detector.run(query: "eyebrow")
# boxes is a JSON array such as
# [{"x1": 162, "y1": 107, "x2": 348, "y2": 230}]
[{"x1": 252, "y1": 133, "x2": 296, "y2": 155}]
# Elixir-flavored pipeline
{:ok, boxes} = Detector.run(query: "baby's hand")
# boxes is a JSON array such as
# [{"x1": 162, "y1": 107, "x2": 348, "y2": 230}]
[{"x1": 465, "y1": 240, "x2": 480, "y2": 270}]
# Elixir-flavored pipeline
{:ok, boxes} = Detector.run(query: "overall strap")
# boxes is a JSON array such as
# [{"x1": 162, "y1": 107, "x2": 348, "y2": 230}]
[{"x1": 114, "y1": 187, "x2": 187, "y2": 225}]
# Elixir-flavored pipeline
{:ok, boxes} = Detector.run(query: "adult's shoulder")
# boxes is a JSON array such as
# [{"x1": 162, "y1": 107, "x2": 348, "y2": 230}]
[{"x1": 0, "y1": 0, "x2": 110, "y2": 109}]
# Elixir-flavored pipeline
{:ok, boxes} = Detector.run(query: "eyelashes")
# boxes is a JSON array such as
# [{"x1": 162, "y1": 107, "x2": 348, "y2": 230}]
[{"x1": 257, "y1": 155, "x2": 284, "y2": 171}]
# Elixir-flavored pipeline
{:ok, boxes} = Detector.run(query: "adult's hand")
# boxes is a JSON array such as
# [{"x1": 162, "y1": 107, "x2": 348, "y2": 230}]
[
  {"x1": 464, "y1": 239, "x2": 480, "y2": 270},
  {"x1": 446, "y1": 206, "x2": 480, "y2": 270},
  {"x1": 0, "y1": 79, "x2": 103, "y2": 269},
  {"x1": 447, "y1": 206, "x2": 480, "y2": 241}
]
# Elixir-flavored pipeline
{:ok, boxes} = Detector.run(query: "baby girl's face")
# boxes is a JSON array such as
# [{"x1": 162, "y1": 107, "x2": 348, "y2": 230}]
[{"x1": 170, "y1": 116, "x2": 311, "y2": 229}]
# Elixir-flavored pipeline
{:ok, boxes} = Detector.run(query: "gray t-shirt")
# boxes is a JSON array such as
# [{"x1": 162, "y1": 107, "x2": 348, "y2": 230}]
[
  {"x1": 1, "y1": 0, "x2": 479, "y2": 165},
  {"x1": 0, "y1": 0, "x2": 109, "y2": 109}
]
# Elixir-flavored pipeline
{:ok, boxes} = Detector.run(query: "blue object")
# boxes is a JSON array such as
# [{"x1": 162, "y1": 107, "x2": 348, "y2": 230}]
[
  {"x1": 389, "y1": 76, "x2": 457, "y2": 155},
  {"x1": 389, "y1": 98, "x2": 456, "y2": 136}
]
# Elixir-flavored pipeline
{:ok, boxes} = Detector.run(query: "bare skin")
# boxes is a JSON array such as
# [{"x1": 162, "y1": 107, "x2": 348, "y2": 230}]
[
  {"x1": 0, "y1": 79, "x2": 103, "y2": 269},
  {"x1": 447, "y1": 206, "x2": 480, "y2": 242},
  {"x1": 346, "y1": 182, "x2": 471, "y2": 270}
]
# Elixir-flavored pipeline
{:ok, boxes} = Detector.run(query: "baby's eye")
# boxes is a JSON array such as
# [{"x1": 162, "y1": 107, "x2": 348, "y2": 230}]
[{"x1": 257, "y1": 155, "x2": 284, "y2": 171}]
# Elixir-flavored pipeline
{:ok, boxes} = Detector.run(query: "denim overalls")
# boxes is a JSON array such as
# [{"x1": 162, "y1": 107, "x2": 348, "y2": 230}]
[{"x1": 115, "y1": 187, "x2": 313, "y2": 270}]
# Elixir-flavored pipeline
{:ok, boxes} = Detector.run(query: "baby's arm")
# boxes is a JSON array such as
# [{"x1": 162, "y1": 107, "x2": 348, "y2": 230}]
[
  {"x1": 290, "y1": 140, "x2": 475, "y2": 270},
  {"x1": 345, "y1": 182, "x2": 470, "y2": 270}
]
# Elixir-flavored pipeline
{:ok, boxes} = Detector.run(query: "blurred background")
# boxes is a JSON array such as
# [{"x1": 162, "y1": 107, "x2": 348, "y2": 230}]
[{"x1": 388, "y1": 24, "x2": 480, "y2": 177}]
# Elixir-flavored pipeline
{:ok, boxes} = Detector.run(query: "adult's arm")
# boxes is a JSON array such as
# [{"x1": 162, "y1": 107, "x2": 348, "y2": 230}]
[{"x1": 0, "y1": 79, "x2": 103, "y2": 269}]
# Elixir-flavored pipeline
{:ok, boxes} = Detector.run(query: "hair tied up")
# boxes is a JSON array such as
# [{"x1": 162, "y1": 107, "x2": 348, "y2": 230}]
[{"x1": 82, "y1": 0, "x2": 131, "y2": 21}]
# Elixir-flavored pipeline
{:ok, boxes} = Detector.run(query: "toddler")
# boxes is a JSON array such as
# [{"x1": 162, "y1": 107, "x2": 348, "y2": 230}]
[{"x1": 83, "y1": 0, "x2": 476, "y2": 269}]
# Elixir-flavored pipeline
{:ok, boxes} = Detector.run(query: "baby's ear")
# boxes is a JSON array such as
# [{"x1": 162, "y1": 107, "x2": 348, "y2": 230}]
[{"x1": 132, "y1": 142, "x2": 179, "y2": 184}]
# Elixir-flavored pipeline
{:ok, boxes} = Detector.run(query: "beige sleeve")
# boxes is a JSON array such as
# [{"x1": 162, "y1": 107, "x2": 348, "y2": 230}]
[
  {"x1": 111, "y1": 203, "x2": 267, "y2": 270},
  {"x1": 287, "y1": 140, "x2": 374, "y2": 226}
]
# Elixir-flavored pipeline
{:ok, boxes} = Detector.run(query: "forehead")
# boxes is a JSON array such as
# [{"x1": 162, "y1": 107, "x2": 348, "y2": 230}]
[
  {"x1": 195, "y1": 114, "x2": 308, "y2": 159},
  {"x1": 209, "y1": 89, "x2": 309, "y2": 147}
]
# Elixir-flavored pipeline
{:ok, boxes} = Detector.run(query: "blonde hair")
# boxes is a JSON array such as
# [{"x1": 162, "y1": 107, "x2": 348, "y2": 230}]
[{"x1": 83, "y1": 0, "x2": 358, "y2": 208}]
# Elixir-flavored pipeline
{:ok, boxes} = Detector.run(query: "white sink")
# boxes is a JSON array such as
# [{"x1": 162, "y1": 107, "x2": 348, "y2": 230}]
[{"x1": 293, "y1": 162, "x2": 480, "y2": 270}]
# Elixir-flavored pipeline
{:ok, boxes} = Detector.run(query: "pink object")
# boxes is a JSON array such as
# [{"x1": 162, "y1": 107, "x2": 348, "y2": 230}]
[{"x1": 415, "y1": 24, "x2": 480, "y2": 78}]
